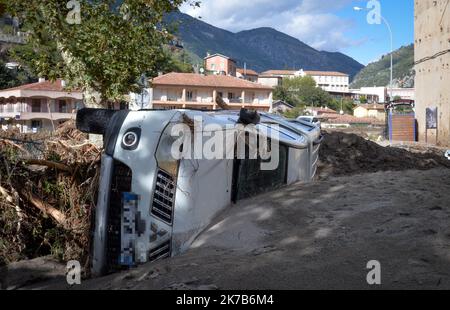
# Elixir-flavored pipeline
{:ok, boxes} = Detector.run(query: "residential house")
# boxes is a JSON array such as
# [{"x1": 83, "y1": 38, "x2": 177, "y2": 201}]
[
  {"x1": 354, "y1": 104, "x2": 386, "y2": 121},
  {"x1": 305, "y1": 107, "x2": 338, "y2": 117},
  {"x1": 150, "y1": 72, "x2": 273, "y2": 111},
  {"x1": 257, "y1": 75, "x2": 283, "y2": 88},
  {"x1": 236, "y1": 68, "x2": 259, "y2": 82},
  {"x1": 260, "y1": 69, "x2": 350, "y2": 92},
  {"x1": 0, "y1": 79, "x2": 83, "y2": 133},
  {"x1": 272, "y1": 100, "x2": 294, "y2": 114},
  {"x1": 204, "y1": 53, "x2": 237, "y2": 76}
]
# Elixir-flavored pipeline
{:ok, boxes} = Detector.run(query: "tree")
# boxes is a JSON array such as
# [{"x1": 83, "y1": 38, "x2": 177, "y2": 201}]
[
  {"x1": 280, "y1": 76, "x2": 332, "y2": 107},
  {"x1": 1, "y1": 0, "x2": 197, "y2": 107},
  {"x1": 359, "y1": 95, "x2": 368, "y2": 104},
  {"x1": 283, "y1": 107, "x2": 305, "y2": 119},
  {"x1": 328, "y1": 98, "x2": 355, "y2": 114}
]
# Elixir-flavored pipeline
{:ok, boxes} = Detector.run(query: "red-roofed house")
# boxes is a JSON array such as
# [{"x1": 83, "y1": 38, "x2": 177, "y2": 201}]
[
  {"x1": 236, "y1": 68, "x2": 259, "y2": 82},
  {"x1": 305, "y1": 107, "x2": 339, "y2": 116},
  {"x1": 0, "y1": 79, "x2": 83, "y2": 132},
  {"x1": 150, "y1": 72, "x2": 273, "y2": 111},
  {"x1": 204, "y1": 53, "x2": 237, "y2": 76}
]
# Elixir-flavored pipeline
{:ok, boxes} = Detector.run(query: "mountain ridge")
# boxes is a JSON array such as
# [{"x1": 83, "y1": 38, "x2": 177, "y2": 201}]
[{"x1": 164, "y1": 11, "x2": 364, "y2": 79}]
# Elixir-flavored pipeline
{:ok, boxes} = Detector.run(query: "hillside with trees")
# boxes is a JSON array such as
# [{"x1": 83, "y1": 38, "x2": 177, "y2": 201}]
[{"x1": 350, "y1": 44, "x2": 414, "y2": 89}]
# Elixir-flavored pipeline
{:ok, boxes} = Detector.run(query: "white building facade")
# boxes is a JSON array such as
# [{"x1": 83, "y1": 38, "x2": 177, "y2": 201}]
[{"x1": 260, "y1": 69, "x2": 350, "y2": 93}]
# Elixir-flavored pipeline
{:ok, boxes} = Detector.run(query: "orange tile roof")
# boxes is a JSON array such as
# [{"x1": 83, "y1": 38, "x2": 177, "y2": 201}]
[
  {"x1": 236, "y1": 68, "x2": 259, "y2": 76},
  {"x1": 152, "y1": 73, "x2": 273, "y2": 90},
  {"x1": 1, "y1": 79, "x2": 80, "y2": 92}
]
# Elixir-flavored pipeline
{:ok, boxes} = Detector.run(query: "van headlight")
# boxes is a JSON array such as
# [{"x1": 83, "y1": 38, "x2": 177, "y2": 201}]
[{"x1": 121, "y1": 128, "x2": 141, "y2": 150}]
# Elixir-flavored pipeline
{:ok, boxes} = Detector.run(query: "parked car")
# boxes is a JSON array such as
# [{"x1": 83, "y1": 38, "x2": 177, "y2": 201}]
[{"x1": 77, "y1": 108, "x2": 322, "y2": 275}]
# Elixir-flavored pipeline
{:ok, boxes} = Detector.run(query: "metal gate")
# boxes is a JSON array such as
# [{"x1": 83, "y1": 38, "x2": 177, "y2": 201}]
[
  {"x1": 388, "y1": 112, "x2": 417, "y2": 142},
  {"x1": 387, "y1": 99, "x2": 417, "y2": 142}
]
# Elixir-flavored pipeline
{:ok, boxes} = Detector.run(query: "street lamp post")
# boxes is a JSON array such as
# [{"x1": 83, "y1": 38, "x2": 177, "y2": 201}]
[{"x1": 353, "y1": 6, "x2": 393, "y2": 103}]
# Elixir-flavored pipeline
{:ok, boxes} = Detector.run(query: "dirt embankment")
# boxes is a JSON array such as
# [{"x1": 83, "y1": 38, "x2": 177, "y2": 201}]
[{"x1": 317, "y1": 131, "x2": 450, "y2": 179}]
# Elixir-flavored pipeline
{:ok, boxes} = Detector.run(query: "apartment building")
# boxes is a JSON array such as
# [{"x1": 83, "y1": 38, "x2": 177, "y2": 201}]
[
  {"x1": 0, "y1": 79, "x2": 83, "y2": 132},
  {"x1": 150, "y1": 72, "x2": 273, "y2": 111},
  {"x1": 261, "y1": 69, "x2": 350, "y2": 92}
]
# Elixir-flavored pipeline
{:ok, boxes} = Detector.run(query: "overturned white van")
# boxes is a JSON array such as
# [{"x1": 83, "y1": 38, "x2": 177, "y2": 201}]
[{"x1": 76, "y1": 108, "x2": 322, "y2": 275}]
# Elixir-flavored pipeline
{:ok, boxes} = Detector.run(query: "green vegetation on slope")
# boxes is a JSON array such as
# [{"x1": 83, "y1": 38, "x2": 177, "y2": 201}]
[{"x1": 351, "y1": 44, "x2": 414, "y2": 89}]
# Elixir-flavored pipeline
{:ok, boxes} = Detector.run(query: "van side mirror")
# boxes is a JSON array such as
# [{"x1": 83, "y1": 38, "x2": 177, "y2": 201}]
[{"x1": 76, "y1": 108, "x2": 117, "y2": 135}]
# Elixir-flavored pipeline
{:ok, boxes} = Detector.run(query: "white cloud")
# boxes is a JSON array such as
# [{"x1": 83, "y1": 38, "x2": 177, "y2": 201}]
[{"x1": 181, "y1": 0, "x2": 359, "y2": 51}]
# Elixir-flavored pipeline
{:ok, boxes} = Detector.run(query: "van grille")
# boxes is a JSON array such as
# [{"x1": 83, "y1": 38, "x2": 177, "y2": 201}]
[
  {"x1": 149, "y1": 239, "x2": 171, "y2": 262},
  {"x1": 151, "y1": 169, "x2": 176, "y2": 224},
  {"x1": 106, "y1": 160, "x2": 132, "y2": 272}
]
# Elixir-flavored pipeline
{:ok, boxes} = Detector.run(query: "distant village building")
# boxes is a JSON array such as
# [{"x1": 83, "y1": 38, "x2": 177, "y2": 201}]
[
  {"x1": 272, "y1": 100, "x2": 294, "y2": 114},
  {"x1": 204, "y1": 53, "x2": 237, "y2": 76},
  {"x1": 350, "y1": 87, "x2": 415, "y2": 104},
  {"x1": 261, "y1": 69, "x2": 350, "y2": 93},
  {"x1": 236, "y1": 68, "x2": 259, "y2": 82},
  {"x1": 353, "y1": 104, "x2": 386, "y2": 121},
  {"x1": 305, "y1": 107, "x2": 338, "y2": 117},
  {"x1": 149, "y1": 72, "x2": 273, "y2": 111},
  {"x1": 257, "y1": 75, "x2": 283, "y2": 88},
  {"x1": 0, "y1": 79, "x2": 83, "y2": 133},
  {"x1": 350, "y1": 87, "x2": 387, "y2": 103},
  {"x1": 391, "y1": 88, "x2": 415, "y2": 101}
]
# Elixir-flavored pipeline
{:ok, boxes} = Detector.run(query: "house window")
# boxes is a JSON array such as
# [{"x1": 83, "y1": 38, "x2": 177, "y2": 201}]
[
  {"x1": 228, "y1": 93, "x2": 235, "y2": 100},
  {"x1": 31, "y1": 99, "x2": 41, "y2": 112},
  {"x1": 186, "y1": 91, "x2": 194, "y2": 101},
  {"x1": 211, "y1": 64, "x2": 216, "y2": 70},
  {"x1": 59, "y1": 100, "x2": 68, "y2": 113},
  {"x1": 31, "y1": 120, "x2": 42, "y2": 129}
]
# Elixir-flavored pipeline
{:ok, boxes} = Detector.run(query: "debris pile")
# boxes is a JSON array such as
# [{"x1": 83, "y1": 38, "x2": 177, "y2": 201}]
[
  {"x1": 0, "y1": 121, "x2": 100, "y2": 271},
  {"x1": 317, "y1": 131, "x2": 450, "y2": 179}
]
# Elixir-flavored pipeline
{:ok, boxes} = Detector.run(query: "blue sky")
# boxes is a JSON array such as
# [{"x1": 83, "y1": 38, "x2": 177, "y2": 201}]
[{"x1": 181, "y1": 0, "x2": 414, "y2": 65}]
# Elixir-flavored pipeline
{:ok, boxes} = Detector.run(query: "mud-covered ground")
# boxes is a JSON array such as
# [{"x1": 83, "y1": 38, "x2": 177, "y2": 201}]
[
  {"x1": 9, "y1": 167, "x2": 450, "y2": 290},
  {"x1": 2, "y1": 131, "x2": 450, "y2": 290}
]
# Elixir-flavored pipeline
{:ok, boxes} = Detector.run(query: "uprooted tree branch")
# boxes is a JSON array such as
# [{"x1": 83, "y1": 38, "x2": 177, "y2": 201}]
[{"x1": 0, "y1": 121, "x2": 100, "y2": 270}]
